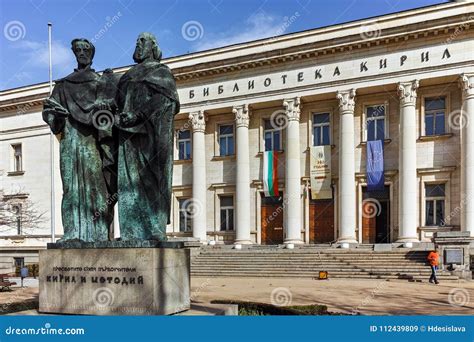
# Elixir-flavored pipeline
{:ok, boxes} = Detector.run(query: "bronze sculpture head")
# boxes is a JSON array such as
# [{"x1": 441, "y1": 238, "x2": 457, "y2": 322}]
[
  {"x1": 71, "y1": 38, "x2": 95, "y2": 69},
  {"x1": 133, "y1": 32, "x2": 162, "y2": 63}
]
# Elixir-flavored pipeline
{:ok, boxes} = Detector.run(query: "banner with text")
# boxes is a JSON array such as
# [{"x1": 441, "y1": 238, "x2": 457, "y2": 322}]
[{"x1": 310, "y1": 145, "x2": 332, "y2": 200}]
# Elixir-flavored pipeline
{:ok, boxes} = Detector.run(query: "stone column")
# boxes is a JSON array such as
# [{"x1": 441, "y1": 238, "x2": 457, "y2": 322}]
[
  {"x1": 283, "y1": 97, "x2": 303, "y2": 244},
  {"x1": 397, "y1": 80, "x2": 419, "y2": 242},
  {"x1": 233, "y1": 104, "x2": 252, "y2": 244},
  {"x1": 460, "y1": 73, "x2": 474, "y2": 237},
  {"x1": 336, "y1": 89, "x2": 358, "y2": 243},
  {"x1": 189, "y1": 110, "x2": 207, "y2": 243}
]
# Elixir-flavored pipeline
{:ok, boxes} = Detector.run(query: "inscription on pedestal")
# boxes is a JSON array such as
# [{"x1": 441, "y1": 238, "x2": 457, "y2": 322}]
[
  {"x1": 39, "y1": 248, "x2": 190, "y2": 315},
  {"x1": 445, "y1": 249, "x2": 463, "y2": 265}
]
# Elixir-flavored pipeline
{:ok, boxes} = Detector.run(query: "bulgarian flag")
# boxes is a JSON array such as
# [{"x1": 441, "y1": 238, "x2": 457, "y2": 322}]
[{"x1": 263, "y1": 151, "x2": 279, "y2": 197}]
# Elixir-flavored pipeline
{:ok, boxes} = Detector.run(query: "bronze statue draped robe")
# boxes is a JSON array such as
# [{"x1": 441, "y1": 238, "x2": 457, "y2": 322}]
[
  {"x1": 115, "y1": 60, "x2": 180, "y2": 241},
  {"x1": 42, "y1": 68, "x2": 117, "y2": 242}
]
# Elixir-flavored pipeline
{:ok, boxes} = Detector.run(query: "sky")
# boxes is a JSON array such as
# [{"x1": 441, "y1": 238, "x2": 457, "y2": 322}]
[{"x1": 0, "y1": 0, "x2": 449, "y2": 91}]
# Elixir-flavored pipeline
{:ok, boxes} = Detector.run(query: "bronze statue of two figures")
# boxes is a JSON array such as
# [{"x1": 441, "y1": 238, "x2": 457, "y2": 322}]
[{"x1": 43, "y1": 33, "x2": 180, "y2": 243}]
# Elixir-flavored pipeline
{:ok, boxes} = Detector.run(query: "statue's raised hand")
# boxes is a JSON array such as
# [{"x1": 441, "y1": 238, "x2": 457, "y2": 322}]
[
  {"x1": 44, "y1": 98, "x2": 70, "y2": 117},
  {"x1": 43, "y1": 98, "x2": 69, "y2": 134}
]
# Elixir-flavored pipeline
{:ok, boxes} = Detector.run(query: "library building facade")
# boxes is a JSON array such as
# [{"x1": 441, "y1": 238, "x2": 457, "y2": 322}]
[{"x1": 0, "y1": 1, "x2": 473, "y2": 267}]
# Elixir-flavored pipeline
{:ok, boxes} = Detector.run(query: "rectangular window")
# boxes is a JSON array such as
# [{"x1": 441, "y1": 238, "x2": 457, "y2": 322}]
[
  {"x1": 313, "y1": 113, "x2": 330, "y2": 146},
  {"x1": 264, "y1": 119, "x2": 282, "y2": 151},
  {"x1": 177, "y1": 130, "x2": 191, "y2": 160},
  {"x1": 424, "y1": 97, "x2": 446, "y2": 136},
  {"x1": 11, "y1": 204, "x2": 22, "y2": 235},
  {"x1": 425, "y1": 183, "x2": 445, "y2": 226},
  {"x1": 12, "y1": 144, "x2": 23, "y2": 171},
  {"x1": 178, "y1": 199, "x2": 192, "y2": 232},
  {"x1": 219, "y1": 196, "x2": 234, "y2": 231},
  {"x1": 366, "y1": 105, "x2": 385, "y2": 141},
  {"x1": 218, "y1": 124, "x2": 234, "y2": 156},
  {"x1": 14, "y1": 257, "x2": 24, "y2": 268}
]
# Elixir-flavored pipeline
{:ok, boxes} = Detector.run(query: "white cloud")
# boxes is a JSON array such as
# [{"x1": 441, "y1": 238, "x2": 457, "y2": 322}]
[
  {"x1": 194, "y1": 11, "x2": 287, "y2": 51},
  {"x1": 13, "y1": 39, "x2": 74, "y2": 72}
]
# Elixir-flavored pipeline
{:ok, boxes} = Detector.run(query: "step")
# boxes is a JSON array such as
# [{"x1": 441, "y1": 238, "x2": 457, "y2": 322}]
[
  {"x1": 200, "y1": 249, "x2": 428, "y2": 257},
  {"x1": 193, "y1": 260, "x2": 430, "y2": 264},
  {"x1": 198, "y1": 250, "x2": 428, "y2": 254},
  {"x1": 191, "y1": 268, "x2": 453, "y2": 275},
  {"x1": 195, "y1": 255, "x2": 428, "y2": 260},
  {"x1": 191, "y1": 265, "x2": 453, "y2": 272},
  {"x1": 190, "y1": 272, "x2": 459, "y2": 280},
  {"x1": 194, "y1": 258, "x2": 430, "y2": 264},
  {"x1": 191, "y1": 267, "x2": 450, "y2": 275}
]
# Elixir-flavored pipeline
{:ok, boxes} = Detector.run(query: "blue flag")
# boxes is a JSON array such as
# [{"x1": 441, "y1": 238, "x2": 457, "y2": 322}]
[{"x1": 367, "y1": 140, "x2": 384, "y2": 191}]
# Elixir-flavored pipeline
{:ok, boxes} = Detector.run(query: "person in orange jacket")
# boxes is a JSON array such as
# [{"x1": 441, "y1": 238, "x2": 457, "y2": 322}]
[{"x1": 427, "y1": 250, "x2": 440, "y2": 284}]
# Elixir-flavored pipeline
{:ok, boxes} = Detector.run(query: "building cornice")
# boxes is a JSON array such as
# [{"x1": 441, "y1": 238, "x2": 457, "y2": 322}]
[
  {"x1": 0, "y1": 2, "x2": 472, "y2": 109},
  {"x1": 174, "y1": 17, "x2": 474, "y2": 82},
  {"x1": 417, "y1": 166, "x2": 457, "y2": 174}
]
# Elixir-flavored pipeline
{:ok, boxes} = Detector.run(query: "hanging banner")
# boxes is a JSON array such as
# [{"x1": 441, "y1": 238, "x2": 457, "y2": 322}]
[
  {"x1": 310, "y1": 145, "x2": 332, "y2": 200},
  {"x1": 263, "y1": 151, "x2": 279, "y2": 197},
  {"x1": 366, "y1": 140, "x2": 385, "y2": 191}
]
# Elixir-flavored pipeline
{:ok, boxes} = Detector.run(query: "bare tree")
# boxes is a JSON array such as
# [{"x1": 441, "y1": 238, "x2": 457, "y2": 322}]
[{"x1": 0, "y1": 190, "x2": 48, "y2": 235}]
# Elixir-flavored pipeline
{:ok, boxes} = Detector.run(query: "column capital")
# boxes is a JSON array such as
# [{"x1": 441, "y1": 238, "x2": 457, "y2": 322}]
[
  {"x1": 233, "y1": 104, "x2": 249, "y2": 128},
  {"x1": 460, "y1": 73, "x2": 474, "y2": 100},
  {"x1": 397, "y1": 80, "x2": 419, "y2": 107},
  {"x1": 283, "y1": 97, "x2": 301, "y2": 121},
  {"x1": 189, "y1": 110, "x2": 206, "y2": 133},
  {"x1": 336, "y1": 89, "x2": 356, "y2": 113}
]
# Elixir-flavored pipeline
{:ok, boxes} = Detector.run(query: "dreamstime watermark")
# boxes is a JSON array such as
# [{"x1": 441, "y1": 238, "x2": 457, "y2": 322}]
[
  {"x1": 359, "y1": 23, "x2": 381, "y2": 41},
  {"x1": 448, "y1": 288, "x2": 470, "y2": 308},
  {"x1": 270, "y1": 287, "x2": 292, "y2": 307},
  {"x1": 276, "y1": 12, "x2": 300, "y2": 37},
  {"x1": 269, "y1": 109, "x2": 289, "y2": 130},
  {"x1": 4, "y1": 323, "x2": 85, "y2": 336},
  {"x1": 362, "y1": 198, "x2": 382, "y2": 218},
  {"x1": 446, "y1": 15, "x2": 474, "y2": 44},
  {"x1": 262, "y1": 11, "x2": 300, "y2": 47},
  {"x1": 92, "y1": 192, "x2": 118, "y2": 222},
  {"x1": 362, "y1": 104, "x2": 385, "y2": 132},
  {"x1": 440, "y1": 193, "x2": 472, "y2": 227},
  {"x1": 91, "y1": 11, "x2": 123, "y2": 44},
  {"x1": 4, "y1": 20, "x2": 26, "y2": 41},
  {"x1": 16, "y1": 103, "x2": 33, "y2": 116},
  {"x1": 181, "y1": 20, "x2": 204, "y2": 41},
  {"x1": 1, "y1": 290, "x2": 24, "y2": 314},
  {"x1": 182, "y1": 198, "x2": 204, "y2": 219},
  {"x1": 93, "y1": 287, "x2": 115, "y2": 308},
  {"x1": 264, "y1": 195, "x2": 288, "y2": 226},
  {"x1": 447, "y1": 109, "x2": 469, "y2": 131},
  {"x1": 92, "y1": 109, "x2": 115, "y2": 131}
]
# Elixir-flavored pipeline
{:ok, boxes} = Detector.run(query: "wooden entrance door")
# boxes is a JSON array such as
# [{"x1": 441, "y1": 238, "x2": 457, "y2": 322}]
[
  {"x1": 261, "y1": 195, "x2": 284, "y2": 245},
  {"x1": 309, "y1": 199, "x2": 335, "y2": 243},
  {"x1": 362, "y1": 200, "x2": 377, "y2": 243},
  {"x1": 362, "y1": 186, "x2": 390, "y2": 243}
]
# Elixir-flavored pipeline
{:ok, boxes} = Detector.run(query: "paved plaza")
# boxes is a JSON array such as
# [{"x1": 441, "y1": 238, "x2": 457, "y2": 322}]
[
  {"x1": 188, "y1": 277, "x2": 474, "y2": 315},
  {"x1": 2, "y1": 277, "x2": 472, "y2": 315}
]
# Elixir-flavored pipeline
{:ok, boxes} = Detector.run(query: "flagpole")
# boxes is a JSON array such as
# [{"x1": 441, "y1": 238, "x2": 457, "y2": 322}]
[{"x1": 48, "y1": 22, "x2": 56, "y2": 243}]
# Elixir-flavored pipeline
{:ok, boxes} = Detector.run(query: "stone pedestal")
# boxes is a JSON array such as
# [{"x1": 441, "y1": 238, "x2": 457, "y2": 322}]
[
  {"x1": 433, "y1": 231, "x2": 473, "y2": 280},
  {"x1": 39, "y1": 245, "x2": 190, "y2": 315}
]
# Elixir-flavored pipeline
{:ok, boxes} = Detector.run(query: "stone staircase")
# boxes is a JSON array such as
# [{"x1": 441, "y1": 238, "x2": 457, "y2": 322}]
[{"x1": 191, "y1": 247, "x2": 459, "y2": 281}]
